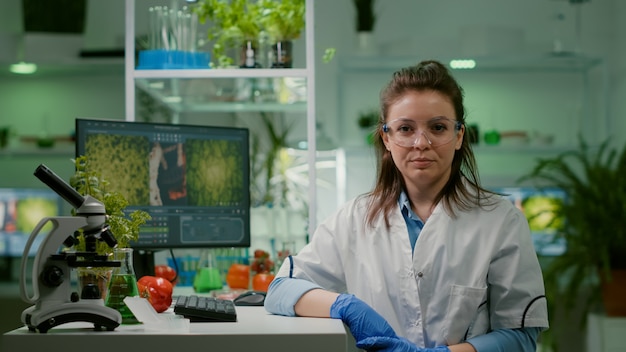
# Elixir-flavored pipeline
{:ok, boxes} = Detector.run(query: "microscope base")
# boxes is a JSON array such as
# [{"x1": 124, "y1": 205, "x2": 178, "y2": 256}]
[{"x1": 22, "y1": 302, "x2": 122, "y2": 333}]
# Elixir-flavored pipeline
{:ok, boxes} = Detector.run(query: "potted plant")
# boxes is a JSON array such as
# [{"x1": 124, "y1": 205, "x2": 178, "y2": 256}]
[
  {"x1": 258, "y1": 0, "x2": 305, "y2": 68},
  {"x1": 249, "y1": 112, "x2": 295, "y2": 206},
  {"x1": 518, "y1": 137, "x2": 626, "y2": 349},
  {"x1": 194, "y1": 0, "x2": 333, "y2": 68},
  {"x1": 353, "y1": 0, "x2": 376, "y2": 32},
  {"x1": 69, "y1": 155, "x2": 151, "y2": 299},
  {"x1": 357, "y1": 108, "x2": 379, "y2": 145},
  {"x1": 352, "y1": 0, "x2": 377, "y2": 55},
  {"x1": 194, "y1": 0, "x2": 265, "y2": 68}
]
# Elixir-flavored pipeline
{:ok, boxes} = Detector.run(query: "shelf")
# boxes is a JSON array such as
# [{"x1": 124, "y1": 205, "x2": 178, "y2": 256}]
[
  {"x1": 0, "y1": 59, "x2": 124, "y2": 78},
  {"x1": 135, "y1": 77, "x2": 307, "y2": 114},
  {"x1": 472, "y1": 144, "x2": 574, "y2": 154},
  {"x1": 133, "y1": 68, "x2": 309, "y2": 79},
  {"x1": 125, "y1": 0, "x2": 321, "y2": 230},
  {"x1": 339, "y1": 53, "x2": 603, "y2": 73},
  {"x1": 0, "y1": 145, "x2": 74, "y2": 157}
]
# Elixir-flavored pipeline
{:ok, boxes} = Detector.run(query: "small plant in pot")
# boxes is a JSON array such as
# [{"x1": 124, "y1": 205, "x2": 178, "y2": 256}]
[
  {"x1": 353, "y1": 0, "x2": 376, "y2": 33},
  {"x1": 194, "y1": 0, "x2": 264, "y2": 68},
  {"x1": 518, "y1": 137, "x2": 626, "y2": 350},
  {"x1": 357, "y1": 108, "x2": 379, "y2": 145},
  {"x1": 258, "y1": 0, "x2": 305, "y2": 68},
  {"x1": 69, "y1": 155, "x2": 151, "y2": 300}
]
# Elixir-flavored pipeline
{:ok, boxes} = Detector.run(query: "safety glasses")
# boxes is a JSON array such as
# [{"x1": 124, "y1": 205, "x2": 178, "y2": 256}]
[{"x1": 383, "y1": 117, "x2": 462, "y2": 147}]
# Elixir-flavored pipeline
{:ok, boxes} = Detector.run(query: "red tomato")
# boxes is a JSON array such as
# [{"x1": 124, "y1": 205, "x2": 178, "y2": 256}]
[
  {"x1": 254, "y1": 249, "x2": 268, "y2": 258},
  {"x1": 137, "y1": 276, "x2": 173, "y2": 313},
  {"x1": 154, "y1": 264, "x2": 177, "y2": 285},
  {"x1": 226, "y1": 264, "x2": 250, "y2": 289},
  {"x1": 252, "y1": 273, "x2": 275, "y2": 292}
]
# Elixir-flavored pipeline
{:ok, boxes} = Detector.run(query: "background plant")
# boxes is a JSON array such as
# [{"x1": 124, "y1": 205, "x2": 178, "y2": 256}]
[
  {"x1": 357, "y1": 108, "x2": 379, "y2": 129},
  {"x1": 70, "y1": 156, "x2": 151, "y2": 256},
  {"x1": 194, "y1": 0, "x2": 264, "y2": 67},
  {"x1": 353, "y1": 0, "x2": 376, "y2": 32},
  {"x1": 518, "y1": 137, "x2": 626, "y2": 350},
  {"x1": 249, "y1": 112, "x2": 296, "y2": 206},
  {"x1": 258, "y1": 0, "x2": 305, "y2": 42}
]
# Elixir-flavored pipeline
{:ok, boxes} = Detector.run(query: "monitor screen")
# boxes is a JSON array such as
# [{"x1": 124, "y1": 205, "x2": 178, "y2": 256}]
[
  {"x1": 0, "y1": 188, "x2": 63, "y2": 256},
  {"x1": 75, "y1": 118, "x2": 251, "y2": 251},
  {"x1": 493, "y1": 187, "x2": 567, "y2": 256}
]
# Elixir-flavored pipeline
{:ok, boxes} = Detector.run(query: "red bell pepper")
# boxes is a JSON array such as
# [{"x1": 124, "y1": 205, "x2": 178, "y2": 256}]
[
  {"x1": 154, "y1": 264, "x2": 178, "y2": 285},
  {"x1": 137, "y1": 275, "x2": 173, "y2": 313}
]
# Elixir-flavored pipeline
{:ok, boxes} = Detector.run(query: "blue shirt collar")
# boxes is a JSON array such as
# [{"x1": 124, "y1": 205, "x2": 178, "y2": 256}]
[{"x1": 399, "y1": 191, "x2": 422, "y2": 222}]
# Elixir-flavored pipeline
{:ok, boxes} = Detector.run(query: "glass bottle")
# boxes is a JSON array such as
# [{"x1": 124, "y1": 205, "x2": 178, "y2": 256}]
[{"x1": 105, "y1": 248, "x2": 140, "y2": 324}]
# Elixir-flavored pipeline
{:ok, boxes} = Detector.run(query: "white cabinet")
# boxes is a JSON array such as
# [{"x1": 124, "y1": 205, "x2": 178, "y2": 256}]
[
  {"x1": 587, "y1": 313, "x2": 626, "y2": 352},
  {"x1": 123, "y1": 0, "x2": 321, "y2": 235}
]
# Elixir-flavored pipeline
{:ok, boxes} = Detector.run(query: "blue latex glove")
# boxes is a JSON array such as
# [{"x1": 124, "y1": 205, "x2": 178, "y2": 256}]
[
  {"x1": 357, "y1": 336, "x2": 450, "y2": 352},
  {"x1": 329, "y1": 294, "x2": 397, "y2": 343}
]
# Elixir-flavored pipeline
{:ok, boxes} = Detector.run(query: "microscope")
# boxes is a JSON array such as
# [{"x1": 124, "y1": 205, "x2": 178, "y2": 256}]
[{"x1": 19, "y1": 164, "x2": 123, "y2": 333}]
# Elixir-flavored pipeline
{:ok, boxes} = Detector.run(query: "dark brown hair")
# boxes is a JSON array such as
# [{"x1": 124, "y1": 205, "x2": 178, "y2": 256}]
[{"x1": 366, "y1": 60, "x2": 496, "y2": 228}]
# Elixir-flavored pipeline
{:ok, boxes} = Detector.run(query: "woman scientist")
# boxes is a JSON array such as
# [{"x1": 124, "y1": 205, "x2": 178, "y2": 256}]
[{"x1": 264, "y1": 60, "x2": 549, "y2": 352}]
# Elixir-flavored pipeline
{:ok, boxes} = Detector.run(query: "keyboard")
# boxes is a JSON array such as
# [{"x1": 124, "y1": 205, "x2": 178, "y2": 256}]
[{"x1": 173, "y1": 295, "x2": 237, "y2": 322}]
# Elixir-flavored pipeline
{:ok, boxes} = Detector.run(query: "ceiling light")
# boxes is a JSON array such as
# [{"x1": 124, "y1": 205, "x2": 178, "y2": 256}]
[
  {"x1": 449, "y1": 59, "x2": 476, "y2": 70},
  {"x1": 9, "y1": 62, "x2": 37, "y2": 74}
]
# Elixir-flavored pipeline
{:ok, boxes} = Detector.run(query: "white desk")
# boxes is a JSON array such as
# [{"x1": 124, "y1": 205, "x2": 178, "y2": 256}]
[{"x1": 2, "y1": 306, "x2": 355, "y2": 352}]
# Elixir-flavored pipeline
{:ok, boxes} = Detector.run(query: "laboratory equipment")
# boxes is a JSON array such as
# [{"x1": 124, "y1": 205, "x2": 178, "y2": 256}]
[{"x1": 19, "y1": 164, "x2": 122, "y2": 333}]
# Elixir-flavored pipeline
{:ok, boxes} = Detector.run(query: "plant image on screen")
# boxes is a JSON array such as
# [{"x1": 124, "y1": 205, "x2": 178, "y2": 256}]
[
  {"x1": 185, "y1": 139, "x2": 245, "y2": 206},
  {"x1": 522, "y1": 195, "x2": 564, "y2": 233},
  {"x1": 15, "y1": 198, "x2": 59, "y2": 233},
  {"x1": 85, "y1": 134, "x2": 151, "y2": 205}
]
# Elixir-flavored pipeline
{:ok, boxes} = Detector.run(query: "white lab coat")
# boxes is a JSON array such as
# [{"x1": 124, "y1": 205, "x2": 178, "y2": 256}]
[{"x1": 275, "y1": 193, "x2": 549, "y2": 347}]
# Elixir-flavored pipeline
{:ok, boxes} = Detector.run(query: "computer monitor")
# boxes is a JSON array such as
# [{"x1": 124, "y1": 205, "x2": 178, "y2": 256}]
[
  {"x1": 75, "y1": 118, "x2": 251, "y2": 275},
  {"x1": 493, "y1": 186, "x2": 567, "y2": 256},
  {"x1": 0, "y1": 188, "x2": 64, "y2": 257}
]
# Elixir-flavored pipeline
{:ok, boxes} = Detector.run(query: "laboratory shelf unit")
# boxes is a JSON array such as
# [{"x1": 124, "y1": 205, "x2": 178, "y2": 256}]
[{"x1": 123, "y1": 0, "x2": 321, "y2": 235}]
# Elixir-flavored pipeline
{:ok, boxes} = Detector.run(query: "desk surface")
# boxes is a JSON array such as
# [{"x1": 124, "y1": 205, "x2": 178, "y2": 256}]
[{"x1": 2, "y1": 306, "x2": 354, "y2": 352}]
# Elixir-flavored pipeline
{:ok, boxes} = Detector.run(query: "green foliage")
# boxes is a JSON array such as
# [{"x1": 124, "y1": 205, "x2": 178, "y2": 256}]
[
  {"x1": 194, "y1": 0, "x2": 335, "y2": 67},
  {"x1": 247, "y1": 112, "x2": 296, "y2": 206},
  {"x1": 260, "y1": 112, "x2": 294, "y2": 205},
  {"x1": 357, "y1": 108, "x2": 379, "y2": 128},
  {"x1": 353, "y1": 0, "x2": 376, "y2": 32},
  {"x1": 83, "y1": 134, "x2": 151, "y2": 205},
  {"x1": 70, "y1": 156, "x2": 151, "y2": 256},
  {"x1": 518, "y1": 137, "x2": 626, "y2": 349},
  {"x1": 185, "y1": 139, "x2": 245, "y2": 205},
  {"x1": 258, "y1": 0, "x2": 305, "y2": 42},
  {"x1": 194, "y1": 0, "x2": 264, "y2": 67},
  {"x1": 322, "y1": 48, "x2": 336, "y2": 64}
]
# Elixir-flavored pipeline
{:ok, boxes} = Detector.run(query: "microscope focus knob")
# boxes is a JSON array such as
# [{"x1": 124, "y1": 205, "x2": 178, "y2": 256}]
[
  {"x1": 41, "y1": 265, "x2": 64, "y2": 287},
  {"x1": 81, "y1": 284, "x2": 102, "y2": 300}
]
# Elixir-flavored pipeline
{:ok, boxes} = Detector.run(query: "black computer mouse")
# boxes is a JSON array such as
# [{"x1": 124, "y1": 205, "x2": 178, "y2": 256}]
[{"x1": 233, "y1": 290, "x2": 266, "y2": 306}]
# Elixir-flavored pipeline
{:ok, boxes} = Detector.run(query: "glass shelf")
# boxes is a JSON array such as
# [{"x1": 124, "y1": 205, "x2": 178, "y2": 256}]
[
  {"x1": 135, "y1": 76, "x2": 307, "y2": 114},
  {"x1": 0, "y1": 145, "x2": 74, "y2": 157},
  {"x1": 339, "y1": 53, "x2": 603, "y2": 73},
  {"x1": 133, "y1": 68, "x2": 309, "y2": 79},
  {"x1": 472, "y1": 144, "x2": 574, "y2": 154}
]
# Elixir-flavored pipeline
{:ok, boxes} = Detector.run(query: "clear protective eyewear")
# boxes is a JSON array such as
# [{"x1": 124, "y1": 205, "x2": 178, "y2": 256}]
[{"x1": 382, "y1": 117, "x2": 463, "y2": 147}]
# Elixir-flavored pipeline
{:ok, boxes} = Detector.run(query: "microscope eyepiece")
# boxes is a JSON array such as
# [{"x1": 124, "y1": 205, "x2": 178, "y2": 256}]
[{"x1": 99, "y1": 225, "x2": 118, "y2": 249}]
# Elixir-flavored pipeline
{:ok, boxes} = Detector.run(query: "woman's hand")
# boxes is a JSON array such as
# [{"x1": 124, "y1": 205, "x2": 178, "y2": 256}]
[
  {"x1": 357, "y1": 336, "x2": 450, "y2": 352},
  {"x1": 329, "y1": 294, "x2": 397, "y2": 343}
]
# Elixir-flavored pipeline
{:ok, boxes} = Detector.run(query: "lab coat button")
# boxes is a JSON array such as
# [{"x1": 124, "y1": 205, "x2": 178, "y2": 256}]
[{"x1": 417, "y1": 272, "x2": 423, "y2": 277}]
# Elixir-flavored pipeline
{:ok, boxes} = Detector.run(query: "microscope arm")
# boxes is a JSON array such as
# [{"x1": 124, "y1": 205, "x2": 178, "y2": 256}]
[{"x1": 19, "y1": 216, "x2": 88, "y2": 304}]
